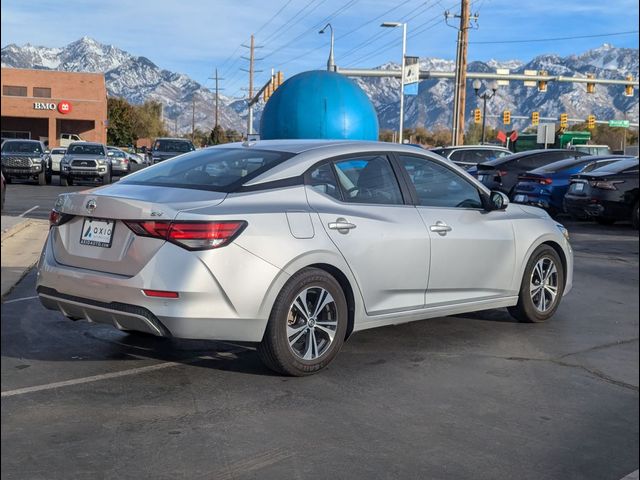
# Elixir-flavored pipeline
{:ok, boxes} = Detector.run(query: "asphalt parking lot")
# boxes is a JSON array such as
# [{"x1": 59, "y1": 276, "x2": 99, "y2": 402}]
[{"x1": 1, "y1": 183, "x2": 638, "y2": 480}]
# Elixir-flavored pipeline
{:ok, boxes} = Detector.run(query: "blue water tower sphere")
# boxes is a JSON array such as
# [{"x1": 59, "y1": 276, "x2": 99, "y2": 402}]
[{"x1": 260, "y1": 70, "x2": 379, "y2": 141}]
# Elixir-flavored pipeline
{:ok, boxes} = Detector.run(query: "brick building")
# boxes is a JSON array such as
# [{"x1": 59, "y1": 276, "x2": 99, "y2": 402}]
[{"x1": 1, "y1": 68, "x2": 107, "y2": 147}]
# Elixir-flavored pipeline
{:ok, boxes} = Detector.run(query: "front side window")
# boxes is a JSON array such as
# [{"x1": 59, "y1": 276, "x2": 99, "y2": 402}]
[
  {"x1": 398, "y1": 155, "x2": 483, "y2": 209},
  {"x1": 67, "y1": 144, "x2": 105, "y2": 156},
  {"x1": 333, "y1": 155, "x2": 403, "y2": 205},
  {"x1": 121, "y1": 148, "x2": 291, "y2": 192},
  {"x1": 1, "y1": 141, "x2": 43, "y2": 154}
]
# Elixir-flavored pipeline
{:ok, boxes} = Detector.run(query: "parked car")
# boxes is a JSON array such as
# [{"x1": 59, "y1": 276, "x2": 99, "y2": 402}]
[
  {"x1": 149, "y1": 138, "x2": 195, "y2": 164},
  {"x1": 38, "y1": 140, "x2": 573, "y2": 376},
  {"x1": 59, "y1": 133, "x2": 84, "y2": 147},
  {"x1": 564, "y1": 157, "x2": 639, "y2": 228},
  {"x1": 47, "y1": 147, "x2": 67, "y2": 174},
  {"x1": 470, "y1": 149, "x2": 588, "y2": 195},
  {"x1": 0, "y1": 139, "x2": 51, "y2": 185},
  {"x1": 106, "y1": 148, "x2": 130, "y2": 176},
  {"x1": 570, "y1": 145, "x2": 612, "y2": 156},
  {"x1": 511, "y1": 155, "x2": 633, "y2": 215},
  {"x1": 1, "y1": 171, "x2": 5, "y2": 211},
  {"x1": 431, "y1": 145, "x2": 512, "y2": 169},
  {"x1": 60, "y1": 142, "x2": 111, "y2": 186}
]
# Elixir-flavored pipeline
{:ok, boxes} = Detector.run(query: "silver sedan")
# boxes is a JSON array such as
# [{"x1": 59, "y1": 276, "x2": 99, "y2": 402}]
[{"x1": 37, "y1": 140, "x2": 573, "y2": 375}]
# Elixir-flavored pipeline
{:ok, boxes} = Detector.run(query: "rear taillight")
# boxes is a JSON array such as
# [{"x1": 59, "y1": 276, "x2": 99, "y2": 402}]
[
  {"x1": 143, "y1": 289, "x2": 179, "y2": 298},
  {"x1": 124, "y1": 220, "x2": 247, "y2": 250},
  {"x1": 541, "y1": 178, "x2": 553, "y2": 185},
  {"x1": 49, "y1": 209, "x2": 74, "y2": 227},
  {"x1": 498, "y1": 170, "x2": 508, "y2": 177},
  {"x1": 590, "y1": 180, "x2": 622, "y2": 190}
]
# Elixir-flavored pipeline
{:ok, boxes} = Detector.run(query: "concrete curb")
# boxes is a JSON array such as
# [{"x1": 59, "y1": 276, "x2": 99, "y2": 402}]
[{"x1": 1, "y1": 217, "x2": 50, "y2": 298}]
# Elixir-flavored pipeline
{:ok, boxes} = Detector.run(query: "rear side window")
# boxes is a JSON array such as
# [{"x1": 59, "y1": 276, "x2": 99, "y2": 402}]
[
  {"x1": 308, "y1": 163, "x2": 341, "y2": 201},
  {"x1": 333, "y1": 155, "x2": 403, "y2": 205},
  {"x1": 121, "y1": 148, "x2": 292, "y2": 192}
]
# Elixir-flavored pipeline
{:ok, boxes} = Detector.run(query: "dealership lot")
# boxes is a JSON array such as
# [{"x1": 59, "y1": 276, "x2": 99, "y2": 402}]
[{"x1": 1, "y1": 182, "x2": 639, "y2": 479}]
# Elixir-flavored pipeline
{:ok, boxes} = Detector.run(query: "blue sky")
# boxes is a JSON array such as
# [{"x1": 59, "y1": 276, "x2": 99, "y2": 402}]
[{"x1": 2, "y1": 0, "x2": 638, "y2": 97}]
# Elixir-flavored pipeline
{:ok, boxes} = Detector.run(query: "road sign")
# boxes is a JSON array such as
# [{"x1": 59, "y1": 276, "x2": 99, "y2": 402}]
[
  {"x1": 608, "y1": 120, "x2": 630, "y2": 128},
  {"x1": 496, "y1": 68, "x2": 510, "y2": 86},
  {"x1": 404, "y1": 56, "x2": 419, "y2": 96},
  {"x1": 537, "y1": 123, "x2": 555, "y2": 146},
  {"x1": 523, "y1": 70, "x2": 537, "y2": 87}
]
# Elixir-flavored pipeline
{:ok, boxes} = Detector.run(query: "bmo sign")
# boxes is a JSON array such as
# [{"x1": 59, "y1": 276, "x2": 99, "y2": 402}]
[{"x1": 33, "y1": 100, "x2": 73, "y2": 114}]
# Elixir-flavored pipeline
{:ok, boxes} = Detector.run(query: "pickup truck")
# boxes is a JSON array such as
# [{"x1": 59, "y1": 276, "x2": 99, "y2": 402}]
[
  {"x1": 1, "y1": 139, "x2": 51, "y2": 185},
  {"x1": 60, "y1": 142, "x2": 112, "y2": 186}
]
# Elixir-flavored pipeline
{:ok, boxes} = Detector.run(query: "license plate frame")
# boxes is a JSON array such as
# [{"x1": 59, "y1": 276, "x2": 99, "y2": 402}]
[
  {"x1": 79, "y1": 218, "x2": 115, "y2": 248},
  {"x1": 574, "y1": 182, "x2": 585, "y2": 192},
  {"x1": 513, "y1": 194, "x2": 527, "y2": 203}
]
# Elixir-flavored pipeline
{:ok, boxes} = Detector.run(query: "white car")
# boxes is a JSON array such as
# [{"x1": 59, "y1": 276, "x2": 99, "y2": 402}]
[{"x1": 48, "y1": 147, "x2": 67, "y2": 173}]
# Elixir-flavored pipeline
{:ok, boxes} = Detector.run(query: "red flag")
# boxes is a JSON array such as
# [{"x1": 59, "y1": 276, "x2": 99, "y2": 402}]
[
  {"x1": 496, "y1": 131, "x2": 507, "y2": 143},
  {"x1": 510, "y1": 130, "x2": 519, "y2": 142}
]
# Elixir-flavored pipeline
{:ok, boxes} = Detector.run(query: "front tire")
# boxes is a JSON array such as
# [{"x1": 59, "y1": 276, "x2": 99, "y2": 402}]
[
  {"x1": 258, "y1": 268, "x2": 348, "y2": 376},
  {"x1": 60, "y1": 175, "x2": 73, "y2": 187},
  {"x1": 103, "y1": 169, "x2": 112, "y2": 184},
  {"x1": 508, "y1": 245, "x2": 565, "y2": 323},
  {"x1": 37, "y1": 170, "x2": 46, "y2": 186}
]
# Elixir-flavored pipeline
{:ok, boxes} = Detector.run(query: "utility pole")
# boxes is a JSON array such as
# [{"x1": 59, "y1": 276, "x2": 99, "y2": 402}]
[
  {"x1": 191, "y1": 95, "x2": 195, "y2": 142},
  {"x1": 208, "y1": 68, "x2": 225, "y2": 128},
  {"x1": 241, "y1": 35, "x2": 263, "y2": 136},
  {"x1": 446, "y1": 2, "x2": 478, "y2": 146}
]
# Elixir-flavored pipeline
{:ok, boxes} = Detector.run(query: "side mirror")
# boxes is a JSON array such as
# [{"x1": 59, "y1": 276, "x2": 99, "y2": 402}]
[{"x1": 489, "y1": 191, "x2": 509, "y2": 210}]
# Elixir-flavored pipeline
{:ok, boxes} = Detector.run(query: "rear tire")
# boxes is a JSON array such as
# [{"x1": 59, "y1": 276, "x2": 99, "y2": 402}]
[
  {"x1": 508, "y1": 245, "x2": 565, "y2": 323},
  {"x1": 631, "y1": 201, "x2": 639, "y2": 230},
  {"x1": 257, "y1": 268, "x2": 348, "y2": 376},
  {"x1": 45, "y1": 171, "x2": 52, "y2": 185},
  {"x1": 4, "y1": 175, "x2": 11, "y2": 184},
  {"x1": 37, "y1": 170, "x2": 46, "y2": 186}
]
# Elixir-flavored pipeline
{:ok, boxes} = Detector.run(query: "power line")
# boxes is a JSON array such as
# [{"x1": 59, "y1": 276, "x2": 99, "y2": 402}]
[
  {"x1": 470, "y1": 30, "x2": 639, "y2": 44},
  {"x1": 255, "y1": 0, "x2": 295, "y2": 36},
  {"x1": 261, "y1": 0, "x2": 324, "y2": 45}
]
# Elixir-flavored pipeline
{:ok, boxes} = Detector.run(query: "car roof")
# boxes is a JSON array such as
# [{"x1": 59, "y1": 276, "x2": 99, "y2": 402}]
[
  {"x1": 435, "y1": 145, "x2": 511, "y2": 151},
  {"x1": 154, "y1": 137, "x2": 193, "y2": 142},
  {"x1": 587, "y1": 158, "x2": 639, "y2": 175},
  {"x1": 529, "y1": 155, "x2": 631, "y2": 173},
  {"x1": 210, "y1": 139, "x2": 437, "y2": 155},
  {"x1": 69, "y1": 141, "x2": 103, "y2": 146},
  {"x1": 482, "y1": 149, "x2": 580, "y2": 166},
  {"x1": 3, "y1": 139, "x2": 41, "y2": 143}
]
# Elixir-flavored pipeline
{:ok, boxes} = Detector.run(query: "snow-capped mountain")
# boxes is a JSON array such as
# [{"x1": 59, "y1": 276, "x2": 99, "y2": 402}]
[
  {"x1": 1, "y1": 37, "x2": 638, "y2": 134},
  {"x1": 1, "y1": 37, "x2": 246, "y2": 133}
]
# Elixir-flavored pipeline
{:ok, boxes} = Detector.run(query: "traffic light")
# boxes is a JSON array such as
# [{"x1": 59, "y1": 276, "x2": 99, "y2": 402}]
[
  {"x1": 625, "y1": 74, "x2": 634, "y2": 97},
  {"x1": 537, "y1": 70, "x2": 548, "y2": 92},
  {"x1": 531, "y1": 111, "x2": 540, "y2": 126},
  {"x1": 587, "y1": 114, "x2": 596, "y2": 129},
  {"x1": 586, "y1": 73, "x2": 595, "y2": 94},
  {"x1": 503, "y1": 110, "x2": 511, "y2": 125},
  {"x1": 474, "y1": 108, "x2": 481, "y2": 124},
  {"x1": 560, "y1": 113, "x2": 568, "y2": 129}
]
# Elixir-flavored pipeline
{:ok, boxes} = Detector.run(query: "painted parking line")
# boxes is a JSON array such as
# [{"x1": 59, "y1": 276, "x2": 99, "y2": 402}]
[
  {"x1": 3, "y1": 295, "x2": 39, "y2": 304},
  {"x1": 19, "y1": 205, "x2": 40, "y2": 217},
  {"x1": 1, "y1": 361, "x2": 182, "y2": 398}
]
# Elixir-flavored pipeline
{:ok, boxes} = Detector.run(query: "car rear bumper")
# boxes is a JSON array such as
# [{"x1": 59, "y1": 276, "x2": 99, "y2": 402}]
[
  {"x1": 36, "y1": 233, "x2": 282, "y2": 342},
  {"x1": 564, "y1": 196, "x2": 604, "y2": 217}
]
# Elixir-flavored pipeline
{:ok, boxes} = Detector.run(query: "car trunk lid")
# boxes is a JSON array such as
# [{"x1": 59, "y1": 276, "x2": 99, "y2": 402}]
[{"x1": 51, "y1": 184, "x2": 226, "y2": 276}]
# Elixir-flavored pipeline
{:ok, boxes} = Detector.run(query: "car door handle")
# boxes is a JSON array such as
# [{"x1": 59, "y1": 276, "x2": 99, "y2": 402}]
[
  {"x1": 328, "y1": 218, "x2": 356, "y2": 232},
  {"x1": 430, "y1": 221, "x2": 452, "y2": 235}
]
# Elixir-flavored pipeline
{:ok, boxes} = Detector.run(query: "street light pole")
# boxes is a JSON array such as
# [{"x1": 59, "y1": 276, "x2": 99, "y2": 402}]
[
  {"x1": 473, "y1": 79, "x2": 498, "y2": 145},
  {"x1": 319, "y1": 24, "x2": 335, "y2": 71},
  {"x1": 382, "y1": 21, "x2": 407, "y2": 144}
]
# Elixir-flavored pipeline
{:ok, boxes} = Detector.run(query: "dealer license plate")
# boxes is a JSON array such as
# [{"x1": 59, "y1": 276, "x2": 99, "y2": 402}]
[{"x1": 79, "y1": 218, "x2": 115, "y2": 248}]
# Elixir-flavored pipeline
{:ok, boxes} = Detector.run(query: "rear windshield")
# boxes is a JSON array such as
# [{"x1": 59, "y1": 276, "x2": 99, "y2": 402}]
[
  {"x1": 68, "y1": 144, "x2": 105, "y2": 156},
  {"x1": 153, "y1": 140, "x2": 194, "y2": 152},
  {"x1": 534, "y1": 158, "x2": 587, "y2": 173},
  {"x1": 1, "y1": 141, "x2": 43, "y2": 154},
  {"x1": 51, "y1": 148, "x2": 66, "y2": 155},
  {"x1": 108, "y1": 150, "x2": 126, "y2": 158},
  {"x1": 590, "y1": 158, "x2": 639, "y2": 174},
  {"x1": 120, "y1": 147, "x2": 293, "y2": 192}
]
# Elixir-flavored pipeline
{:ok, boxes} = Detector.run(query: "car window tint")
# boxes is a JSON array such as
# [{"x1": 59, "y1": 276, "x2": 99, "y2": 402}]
[
  {"x1": 398, "y1": 155, "x2": 483, "y2": 209},
  {"x1": 308, "y1": 163, "x2": 341, "y2": 200},
  {"x1": 333, "y1": 155, "x2": 403, "y2": 205},
  {"x1": 121, "y1": 147, "x2": 292, "y2": 192}
]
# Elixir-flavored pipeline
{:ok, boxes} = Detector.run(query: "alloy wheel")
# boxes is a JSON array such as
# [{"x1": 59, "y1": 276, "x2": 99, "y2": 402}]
[
  {"x1": 287, "y1": 287, "x2": 338, "y2": 360},
  {"x1": 530, "y1": 256, "x2": 559, "y2": 313}
]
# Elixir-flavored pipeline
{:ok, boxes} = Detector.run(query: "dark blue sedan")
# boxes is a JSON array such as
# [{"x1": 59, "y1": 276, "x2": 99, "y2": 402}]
[{"x1": 511, "y1": 155, "x2": 634, "y2": 215}]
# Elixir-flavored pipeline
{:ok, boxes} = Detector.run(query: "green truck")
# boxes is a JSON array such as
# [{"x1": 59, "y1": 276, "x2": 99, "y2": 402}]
[{"x1": 513, "y1": 131, "x2": 591, "y2": 152}]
